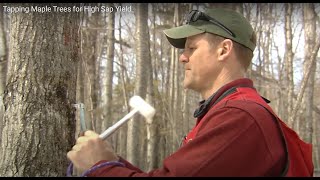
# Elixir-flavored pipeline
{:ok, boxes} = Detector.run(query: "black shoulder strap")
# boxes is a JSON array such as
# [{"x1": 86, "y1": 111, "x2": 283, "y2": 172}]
[{"x1": 214, "y1": 85, "x2": 271, "y2": 106}]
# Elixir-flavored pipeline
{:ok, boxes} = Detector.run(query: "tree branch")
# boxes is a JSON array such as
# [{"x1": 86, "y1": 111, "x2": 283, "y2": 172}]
[{"x1": 289, "y1": 39, "x2": 320, "y2": 124}]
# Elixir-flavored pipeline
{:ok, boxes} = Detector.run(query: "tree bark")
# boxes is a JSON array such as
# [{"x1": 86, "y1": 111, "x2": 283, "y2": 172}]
[
  {"x1": 145, "y1": 7, "x2": 156, "y2": 170},
  {"x1": 103, "y1": 4, "x2": 115, "y2": 134},
  {"x1": 284, "y1": 3, "x2": 295, "y2": 126},
  {"x1": 117, "y1": 9, "x2": 128, "y2": 158},
  {"x1": 0, "y1": 5, "x2": 8, "y2": 139},
  {"x1": 0, "y1": 6, "x2": 7, "y2": 97},
  {"x1": 0, "y1": 4, "x2": 79, "y2": 176},
  {"x1": 127, "y1": 3, "x2": 149, "y2": 167},
  {"x1": 298, "y1": 3, "x2": 317, "y2": 143}
]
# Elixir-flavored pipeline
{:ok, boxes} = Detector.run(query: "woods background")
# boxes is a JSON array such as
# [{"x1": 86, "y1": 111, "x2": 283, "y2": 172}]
[{"x1": 0, "y1": 3, "x2": 319, "y2": 177}]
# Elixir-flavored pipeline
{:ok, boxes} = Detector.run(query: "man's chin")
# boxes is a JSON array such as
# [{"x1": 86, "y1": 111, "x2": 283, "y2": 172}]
[
  {"x1": 183, "y1": 82, "x2": 189, "y2": 89},
  {"x1": 183, "y1": 82, "x2": 201, "y2": 93},
  {"x1": 183, "y1": 82, "x2": 193, "y2": 90}
]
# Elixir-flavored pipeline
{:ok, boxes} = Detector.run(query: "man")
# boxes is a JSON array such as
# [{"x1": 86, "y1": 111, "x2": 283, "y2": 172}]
[{"x1": 67, "y1": 8, "x2": 313, "y2": 177}]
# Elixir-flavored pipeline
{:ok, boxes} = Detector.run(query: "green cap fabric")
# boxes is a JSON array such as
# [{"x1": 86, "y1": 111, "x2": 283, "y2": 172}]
[{"x1": 163, "y1": 8, "x2": 256, "y2": 52}]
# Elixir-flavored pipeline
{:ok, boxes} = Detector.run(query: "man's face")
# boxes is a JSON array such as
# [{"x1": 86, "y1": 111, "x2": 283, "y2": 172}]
[{"x1": 179, "y1": 34, "x2": 222, "y2": 94}]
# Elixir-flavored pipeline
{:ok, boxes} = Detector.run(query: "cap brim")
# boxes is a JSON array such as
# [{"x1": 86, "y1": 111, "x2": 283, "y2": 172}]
[{"x1": 163, "y1": 24, "x2": 205, "y2": 49}]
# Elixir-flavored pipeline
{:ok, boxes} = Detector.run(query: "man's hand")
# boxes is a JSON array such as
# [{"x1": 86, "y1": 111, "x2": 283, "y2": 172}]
[{"x1": 67, "y1": 130, "x2": 119, "y2": 174}]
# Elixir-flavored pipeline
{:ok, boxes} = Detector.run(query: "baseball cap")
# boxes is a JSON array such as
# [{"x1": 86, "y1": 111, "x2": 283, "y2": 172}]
[{"x1": 163, "y1": 8, "x2": 256, "y2": 52}]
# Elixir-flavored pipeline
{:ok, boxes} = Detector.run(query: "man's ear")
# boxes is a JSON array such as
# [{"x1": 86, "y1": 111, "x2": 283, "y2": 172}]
[{"x1": 217, "y1": 39, "x2": 233, "y2": 61}]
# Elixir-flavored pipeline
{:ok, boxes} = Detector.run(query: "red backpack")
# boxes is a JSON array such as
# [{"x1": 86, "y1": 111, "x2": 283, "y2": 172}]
[
  {"x1": 235, "y1": 87, "x2": 314, "y2": 176},
  {"x1": 254, "y1": 100, "x2": 314, "y2": 176}
]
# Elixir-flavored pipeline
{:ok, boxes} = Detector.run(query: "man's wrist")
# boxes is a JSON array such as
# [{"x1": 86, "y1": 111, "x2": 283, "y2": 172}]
[{"x1": 81, "y1": 160, "x2": 125, "y2": 177}]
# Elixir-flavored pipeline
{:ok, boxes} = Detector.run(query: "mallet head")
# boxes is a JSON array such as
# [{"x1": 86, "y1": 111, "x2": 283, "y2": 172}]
[{"x1": 129, "y1": 96, "x2": 156, "y2": 121}]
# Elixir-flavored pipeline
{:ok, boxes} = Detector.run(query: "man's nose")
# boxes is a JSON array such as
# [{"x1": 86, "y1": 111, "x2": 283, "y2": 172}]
[{"x1": 179, "y1": 53, "x2": 188, "y2": 63}]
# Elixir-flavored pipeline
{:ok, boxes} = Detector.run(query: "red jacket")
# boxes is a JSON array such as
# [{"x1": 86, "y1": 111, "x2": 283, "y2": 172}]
[{"x1": 87, "y1": 78, "x2": 313, "y2": 177}]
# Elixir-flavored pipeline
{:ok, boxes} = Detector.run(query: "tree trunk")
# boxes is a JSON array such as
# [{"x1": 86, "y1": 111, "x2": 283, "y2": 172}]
[
  {"x1": 117, "y1": 9, "x2": 128, "y2": 158},
  {"x1": 0, "y1": 5, "x2": 8, "y2": 138},
  {"x1": 284, "y1": 3, "x2": 295, "y2": 126},
  {"x1": 209, "y1": 3, "x2": 243, "y2": 13},
  {"x1": 172, "y1": 3, "x2": 181, "y2": 153},
  {"x1": 0, "y1": 4, "x2": 79, "y2": 176},
  {"x1": 81, "y1": 9, "x2": 104, "y2": 133},
  {"x1": 103, "y1": 5, "x2": 115, "y2": 134},
  {"x1": 0, "y1": 6, "x2": 7, "y2": 97},
  {"x1": 300, "y1": 3, "x2": 317, "y2": 143},
  {"x1": 127, "y1": 3, "x2": 149, "y2": 167},
  {"x1": 145, "y1": 7, "x2": 156, "y2": 170}
]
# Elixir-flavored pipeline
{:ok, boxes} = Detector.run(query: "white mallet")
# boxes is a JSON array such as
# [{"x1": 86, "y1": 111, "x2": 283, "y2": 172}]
[{"x1": 99, "y1": 95, "x2": 156, "y2": 140}]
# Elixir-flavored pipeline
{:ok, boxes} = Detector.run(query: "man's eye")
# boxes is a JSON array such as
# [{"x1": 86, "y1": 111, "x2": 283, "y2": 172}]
[{"x1": 188, "y1": 47, "x2": 196, "y2": 51}]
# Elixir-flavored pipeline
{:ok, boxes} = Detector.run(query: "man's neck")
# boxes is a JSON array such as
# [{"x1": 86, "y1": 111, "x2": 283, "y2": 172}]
[{"x1": 201, "y1": 71, "x2": 245, "y2": 100}]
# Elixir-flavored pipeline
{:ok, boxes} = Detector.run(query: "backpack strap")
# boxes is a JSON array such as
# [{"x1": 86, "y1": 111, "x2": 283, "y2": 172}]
[
  {"x1": 252, "y1": 101, "x2": 313, "y2": 176},
  {"x1": 251, "y1": 102, "x2": 289, "y2": 176}
]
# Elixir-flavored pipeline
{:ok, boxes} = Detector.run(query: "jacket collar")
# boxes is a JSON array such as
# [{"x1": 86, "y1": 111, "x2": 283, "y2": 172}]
[{"x1": 193, "y1": 78, "x2": 254, "y2": 119}]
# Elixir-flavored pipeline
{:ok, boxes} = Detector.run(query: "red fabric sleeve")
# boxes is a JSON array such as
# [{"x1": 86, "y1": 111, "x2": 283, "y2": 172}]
[{"x1": 87, "y1": 106, "x2": 284, "y2": 177}]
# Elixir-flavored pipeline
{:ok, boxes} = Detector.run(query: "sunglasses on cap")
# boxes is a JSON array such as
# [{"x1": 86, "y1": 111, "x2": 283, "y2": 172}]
[{"x1": 186, "y1": 10, "x2": 235, "y2": 38}]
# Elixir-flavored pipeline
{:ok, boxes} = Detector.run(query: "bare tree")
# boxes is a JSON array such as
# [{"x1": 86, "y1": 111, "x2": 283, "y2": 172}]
[
  {"x1": 103, "y1": 4, "x2": 115, "y2": 134},
  {"x1": 300, "y1": 3, "x2": 317, "y2": 143},
  {"x1": 284, "y1": 3, "x2": 295, "y2": 125},
  {"x1": 79, "y1": 5, "x2": 106, "y2": 133},
  {"x1": 145, "y1": 4, "x2": 157, "y2": 171},
  {"x1": 116, "y1": 9, "x2": 129, "y2": 159},
  {"x1": 127, "y1": 3, "x2": 149, "y2": 167}
]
